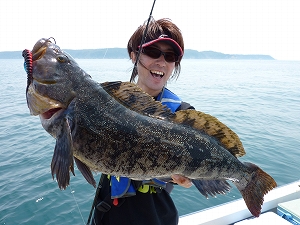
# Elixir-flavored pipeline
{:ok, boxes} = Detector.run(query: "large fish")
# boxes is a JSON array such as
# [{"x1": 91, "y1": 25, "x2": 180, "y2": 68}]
[{"x1": 22, "y1": 38, "x2": 276, "y2": 217}]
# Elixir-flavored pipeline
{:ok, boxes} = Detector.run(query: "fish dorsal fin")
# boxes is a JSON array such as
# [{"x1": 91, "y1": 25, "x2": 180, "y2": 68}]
[
  {"x1": 172, "y1": 109, "x2": 245, "y2": 157},
  {"x1": 101, "y1": 81, "x2": 245, "y2": 157},
  {"x1": 100, "y1": 81, "x2": 174, "y2": 118}
]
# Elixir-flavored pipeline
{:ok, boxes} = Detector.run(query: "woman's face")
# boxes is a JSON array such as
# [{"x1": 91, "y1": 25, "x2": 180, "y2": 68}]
[{"x1": 131, "y1": 42, "x2": 176, "y2": 97}]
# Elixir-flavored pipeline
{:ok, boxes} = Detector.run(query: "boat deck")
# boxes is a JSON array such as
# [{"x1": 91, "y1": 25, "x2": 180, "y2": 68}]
[{"x1": 178, "y1": 180, "x2": 300, "y2": 225}]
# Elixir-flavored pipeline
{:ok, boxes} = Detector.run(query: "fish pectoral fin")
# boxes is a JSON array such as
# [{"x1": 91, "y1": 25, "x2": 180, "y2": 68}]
[
  {"x1": 192, "y1": 179, "x2": 231, "y2": 198},
  {"x1": 74, "y1": 157, "x2": 96, "y2": 188},
  {"x1": 173, "y1": 110, "x2": 245, "y2": 157},
  {"x1": 51, "y1": 118, "x2": 74, "y2": 190},
  {"x1": 101, "y1": 81, "x2": 174, "y2": 118}
]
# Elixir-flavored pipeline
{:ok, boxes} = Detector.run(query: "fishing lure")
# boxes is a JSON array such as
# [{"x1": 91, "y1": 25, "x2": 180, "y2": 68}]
[
  {"x1": 22, "y1": 49, "x2": 33, "y2": 89},
  {"x1": 22, "y1": 49, "x2": 32, "y2": 75}
]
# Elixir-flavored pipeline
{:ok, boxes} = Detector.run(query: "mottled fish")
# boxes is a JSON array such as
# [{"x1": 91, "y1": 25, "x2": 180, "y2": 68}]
[{"x1": 23, "y1": 38, "x2": 277, "y2": 217}]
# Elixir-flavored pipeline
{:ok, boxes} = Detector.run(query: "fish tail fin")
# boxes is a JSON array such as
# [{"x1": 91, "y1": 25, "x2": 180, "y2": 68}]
[{"x1": 235, "y1": 162, "x2": 277, "y2": 217}]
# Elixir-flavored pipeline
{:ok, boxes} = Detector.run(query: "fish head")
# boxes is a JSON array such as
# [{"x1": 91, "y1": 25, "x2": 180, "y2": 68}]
[{"x1": 23, "y1": 38, "x2": 86, "y2": 120}]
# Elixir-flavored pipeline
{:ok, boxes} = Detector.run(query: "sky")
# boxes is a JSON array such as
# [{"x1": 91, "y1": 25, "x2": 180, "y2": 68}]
[{"x1": 1, "y1": 0, "x2": 299, "y2": 60}]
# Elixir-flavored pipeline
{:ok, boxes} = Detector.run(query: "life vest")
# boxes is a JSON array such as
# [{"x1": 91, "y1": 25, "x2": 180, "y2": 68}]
[
  {"x1": 110, "y1": 87, "x2": 182, "y2": 199},
  {"x1": 156, "y1": 87, "x2": 182, "y2": 112}
]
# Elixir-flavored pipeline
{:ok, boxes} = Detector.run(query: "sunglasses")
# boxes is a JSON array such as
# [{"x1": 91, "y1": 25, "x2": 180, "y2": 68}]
[{"x1": 140, "y1": 47, "x2": 179, "y2": 62}]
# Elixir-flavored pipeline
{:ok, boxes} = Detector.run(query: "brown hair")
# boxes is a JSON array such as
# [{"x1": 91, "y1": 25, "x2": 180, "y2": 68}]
[{"x1": 127, "y1": 18, "x2": 184, "y2": 82}]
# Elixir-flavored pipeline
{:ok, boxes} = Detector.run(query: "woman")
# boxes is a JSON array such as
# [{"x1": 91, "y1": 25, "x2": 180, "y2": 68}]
[{"x1": 92, "y1": 18, "x2": 194, "y2": 225}]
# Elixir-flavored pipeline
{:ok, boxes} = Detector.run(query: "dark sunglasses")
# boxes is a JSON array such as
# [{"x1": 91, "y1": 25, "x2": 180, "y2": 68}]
[{"x1": 140, "y1": 47, "x2": 179, "y2": 62}]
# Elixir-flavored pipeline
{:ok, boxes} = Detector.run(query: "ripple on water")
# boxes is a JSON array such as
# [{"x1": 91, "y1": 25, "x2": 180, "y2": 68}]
[{"x1": 1, "y1": 59, "x2": 300, "y2": 223}]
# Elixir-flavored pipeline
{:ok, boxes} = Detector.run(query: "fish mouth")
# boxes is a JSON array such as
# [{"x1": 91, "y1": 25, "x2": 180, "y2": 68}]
[
  {"x1": 32, "y1": 46, "x2": 47, "y2": 61},
  {"x1": 24, "y1": 38, "x2": 63, "y2": 116},
  {"x1": 32, "y1": 37, "x2": 56, "y2": 61},
  {"x1": 23, "y1": 38, "x2": 57, "y2": 87},
  {"x1": 26, "y1": 85, "x2": 65, "y2": 117},
  {"x1": 41, "y1": 108, "x2": 63, "y2": 120}
]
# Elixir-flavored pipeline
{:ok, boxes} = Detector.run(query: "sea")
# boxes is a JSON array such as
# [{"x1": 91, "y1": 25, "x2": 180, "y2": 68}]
[{"x1": 0, "y1": 58, "x2": 299, "y2": 225}]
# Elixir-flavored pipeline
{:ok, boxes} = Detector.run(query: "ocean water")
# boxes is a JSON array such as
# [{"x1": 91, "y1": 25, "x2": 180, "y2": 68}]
[{"x1": 0, "y1": 58, "x2": 299, "y2": 225}]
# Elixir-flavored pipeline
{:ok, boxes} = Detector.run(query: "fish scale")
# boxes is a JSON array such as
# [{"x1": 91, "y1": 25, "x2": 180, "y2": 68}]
[{"x1": 23, "y1": 37, "x2": 277, "y2": 217}]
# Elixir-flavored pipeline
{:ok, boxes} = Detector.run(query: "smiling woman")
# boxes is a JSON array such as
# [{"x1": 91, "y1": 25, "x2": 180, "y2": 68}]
[
  {"x1": 21, "y1": 20, "x2": 277, "y2": 225},
  {"x1": 127, "y1": 18, "x2": 185, "y2": 98},
  {"x1": 128, "y1": 18, "x2": 184, "y2": 82},
  {"x1": 90, "y1": 17, "x2": 277, "y2": 225},
  {"x1": 131, "y1": 41, "x2": 178, "y2": 97}
]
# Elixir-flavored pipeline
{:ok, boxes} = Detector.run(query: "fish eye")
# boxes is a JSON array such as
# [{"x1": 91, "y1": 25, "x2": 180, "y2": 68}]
[{"x1": 57, "y1": 55, "x2": 69, "y2": 63}]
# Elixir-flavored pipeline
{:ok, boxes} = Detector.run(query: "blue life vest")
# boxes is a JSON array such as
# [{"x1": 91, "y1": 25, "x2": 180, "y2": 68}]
[
  {"x1": 110, "y1": 87, "x2": 182, "y2": 199},
  {"x1": 156, "y1": 88, "x2": 182, "y2": 112}
]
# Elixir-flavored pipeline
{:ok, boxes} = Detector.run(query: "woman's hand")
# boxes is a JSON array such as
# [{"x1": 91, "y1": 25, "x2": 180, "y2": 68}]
[{"x1": 171, "y1": 174, "x2": 192, "y2": 188}]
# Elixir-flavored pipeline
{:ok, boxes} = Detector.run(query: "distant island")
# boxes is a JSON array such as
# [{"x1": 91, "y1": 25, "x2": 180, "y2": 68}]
[{"x1": 0, "y1": 48, "x2": 274, "y2": 60}]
